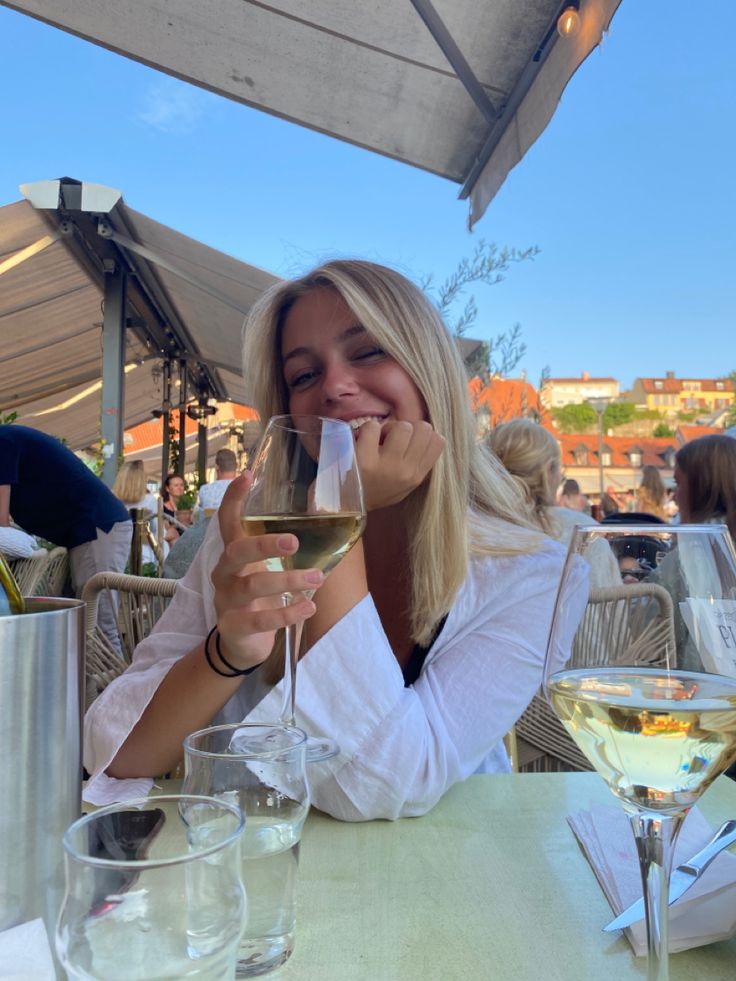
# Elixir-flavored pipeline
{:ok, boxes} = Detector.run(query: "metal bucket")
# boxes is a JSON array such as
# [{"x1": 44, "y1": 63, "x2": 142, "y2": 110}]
[{"x1": 0, "y1": 597, "x2": 85, "y2": 967}]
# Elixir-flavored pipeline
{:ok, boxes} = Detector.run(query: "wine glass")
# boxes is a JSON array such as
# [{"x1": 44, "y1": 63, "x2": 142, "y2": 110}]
[
  {"x1": 544, "y1": 524, "x2": 736, "y2": 981},
  {"x1": 56, "y1": 795, "x2": 246, "y2": 981},
  {"x1": 242, "y1": 414, "x2": 366, "y2": 762}
]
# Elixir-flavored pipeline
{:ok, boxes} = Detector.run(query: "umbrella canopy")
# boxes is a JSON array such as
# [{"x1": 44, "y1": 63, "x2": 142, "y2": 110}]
[
  {"x1": 0, "y1": 179, "x2": 279, "y2": 452},
  {"x1": 3, "y1": 0, "x2": 623, "y2": 226}
]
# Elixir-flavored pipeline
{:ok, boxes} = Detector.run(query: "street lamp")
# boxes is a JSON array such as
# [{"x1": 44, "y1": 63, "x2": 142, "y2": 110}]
[{"x1": 587, "y1": 397, "x2": 610, "y2": 498}]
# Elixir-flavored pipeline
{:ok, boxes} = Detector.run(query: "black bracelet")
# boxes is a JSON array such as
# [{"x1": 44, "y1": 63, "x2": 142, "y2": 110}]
[{"x1": 203, "y1": 626, "x2": 258, "y2": 678}]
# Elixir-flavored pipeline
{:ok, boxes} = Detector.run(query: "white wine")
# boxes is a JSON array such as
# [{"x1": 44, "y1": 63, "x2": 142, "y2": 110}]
[
  {"x1": 548, "y1": 668, "x2": 736, "y2": 814},
  {"x1": 241, "y1": 513, "x2": 365, "y2": 575}
]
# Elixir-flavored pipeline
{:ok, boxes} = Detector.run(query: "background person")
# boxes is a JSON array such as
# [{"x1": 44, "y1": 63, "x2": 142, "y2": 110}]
[
  {"x1": 488, "y1": 419, "x2": 619, "y2": 587},
  {"x1": 113, "y1": 460, "x2": 162, "y2": 568},
  {"x1": 84, "y1": 258, "x2": 585, "y2": 820},
  {"x1": 558, "y1": 478, "x2": 590, "y2": 514},
  {"x1": 196, "y1": 448, "x2": 238, "y2": 519},
  {"x1": 636, "y1": 465, "x2": 667, "y2": 520},
  {"x1": 161, "y1": 472, "x2": 186, "y2": 545},
  {"x1": 673, "y1": 434, "x2": 736, "y2": 539},
  {"x1": 0, "y1": 424, "x2": 132, "y2": 650}
]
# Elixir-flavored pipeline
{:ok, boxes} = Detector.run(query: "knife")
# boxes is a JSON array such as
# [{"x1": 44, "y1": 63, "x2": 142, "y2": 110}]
[{"x1": 603, "y1": 819, "x2": 736, "y2": 932}]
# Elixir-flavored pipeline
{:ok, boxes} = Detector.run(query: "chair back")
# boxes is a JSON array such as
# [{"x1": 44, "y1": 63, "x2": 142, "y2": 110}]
[
  {"x1": 7, "y1": 551, "x2": 50, "y2": 595},
  {"x1": 514, "y1": 582, "x2": 676, "y2": 772},
  {"x1": 81, "y1": 572, "x2": 177, "y2": 708},
  {"x1": 36, "y1": 546, "x2": 70, "y2": 596}
]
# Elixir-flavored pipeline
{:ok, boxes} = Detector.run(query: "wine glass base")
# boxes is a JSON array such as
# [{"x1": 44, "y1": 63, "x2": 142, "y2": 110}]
[{"x1": 305, "y1": 735, "x2": 340, "y2": 763}]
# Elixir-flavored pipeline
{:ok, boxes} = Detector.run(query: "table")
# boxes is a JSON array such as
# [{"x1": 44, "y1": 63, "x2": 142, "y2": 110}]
[{"x1": 269, "y1": 772, "x2": 736, "y2": 981}]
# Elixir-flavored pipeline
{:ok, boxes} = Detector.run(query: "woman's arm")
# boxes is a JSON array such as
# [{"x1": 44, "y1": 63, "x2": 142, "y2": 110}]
[
  {"x1": 86, "y1": 475, "x2": 325, "y2": 781},
  {"x1": 247, "y1": 539, "x2": 587, "y2": 821}
]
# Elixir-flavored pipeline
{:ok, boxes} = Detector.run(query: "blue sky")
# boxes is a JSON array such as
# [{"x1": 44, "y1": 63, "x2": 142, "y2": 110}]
[{"x1": 1, "y1": 2, "x2": 734, "y2": 392}]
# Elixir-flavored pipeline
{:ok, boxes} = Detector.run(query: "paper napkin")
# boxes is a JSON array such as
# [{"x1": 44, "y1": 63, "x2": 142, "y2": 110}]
[
  {"x1": 568, "y1": 803, "x2": 736, "y2": 955},
  {"x1": 0, "y1": 918, "x2": 56, "y2": 980}
]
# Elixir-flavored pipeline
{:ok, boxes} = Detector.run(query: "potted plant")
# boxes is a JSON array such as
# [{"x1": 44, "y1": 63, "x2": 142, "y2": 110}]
[{"x1": 175, "y1": 486, "x2": 198, "y2": 527}]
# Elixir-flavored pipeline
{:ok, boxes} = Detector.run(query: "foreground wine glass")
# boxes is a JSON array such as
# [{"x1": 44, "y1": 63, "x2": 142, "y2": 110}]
[
  {"x1": 242, "y1": 415, "x2": 366, "y2": 762},
  {"x1": 56, "y1": 795, "x2": 246, "y2": 981},
  {"x1": 544, "y1": 524, "x2": 736, "y2": 980}
]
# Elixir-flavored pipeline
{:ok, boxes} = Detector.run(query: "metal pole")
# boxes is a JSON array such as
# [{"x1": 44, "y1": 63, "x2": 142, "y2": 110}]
[
  {"x1": 197, "y1": 416, "x2": 208, "y2": 486},
  {"x1": 100, "y1": 264, "x2": 127, "y2": 487},
  {"x1": 160, "y1": 360, "x2": 171, "y2": 482},
  {"x1": 178, "y1": 359, "x2": 187, "y2": 477},
  {"x1": 597, "y1": 411, "x2": 605, "y2": 497}
]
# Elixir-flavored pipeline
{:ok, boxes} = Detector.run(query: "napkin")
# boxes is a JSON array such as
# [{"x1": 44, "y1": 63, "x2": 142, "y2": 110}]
[
  {"x1": 0, "y1": 919, "x2": 56, "y2": 980},
  {"x1": 568, "y1": 803, "x2": 736, "y2": 955}
]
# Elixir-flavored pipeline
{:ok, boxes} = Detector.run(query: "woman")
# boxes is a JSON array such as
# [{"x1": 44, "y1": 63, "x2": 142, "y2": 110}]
[
  {"x1": 160, "y1": 472, "x2": 186, "y2": 544},
  {"x1": 113, "y1": 460, "x2": 162, "y2": 567},
  {"x1": 636, "y1": 465, "x2": 667, "y2": 520},
  {"x1": 84, "y1": 259, "x2": 584, "y2": 820},
  {"x1": 488, "y1": 419, "x2": 619, "y2": 587},
  {"x1": 674, "y1": 434, "x2": 736, "y2": 538}
]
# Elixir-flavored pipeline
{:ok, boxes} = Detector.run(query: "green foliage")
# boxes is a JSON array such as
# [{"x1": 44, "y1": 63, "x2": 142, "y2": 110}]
[
  {"x1": 0, "y1": 411, "x2": 17, "y2": 425},
  {"x1": 422, "y1": 239, "x2": 539, "y2": 380},
  {"x1": 602, "y1": 402, "x2": 635, "y2": 429},
  {"x1": 728, "y1": 370, "x2": 736, "y2": 427},
  {"x1": 176, "y1": 487, "x2": 198, "y2": 511},
  {"x1": 653, "y1": 423, "x2": 675, "y2": 437},
  {"x1": 552, "y1": 403, "x2": 597, "y2": 433},
  {"x1": 633, "y1": 408, "x2": 664, "y2": 421}
]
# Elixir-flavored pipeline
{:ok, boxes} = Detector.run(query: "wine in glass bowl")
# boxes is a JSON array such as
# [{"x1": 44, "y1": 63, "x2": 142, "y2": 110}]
[
  {"x1": 241, "y1": 512, "x2": 364, "y2": 576},
  {"x1": 242, "y1": 414, "x2": 366, "y2": 761},
  {"x1": 544, "y1": 524, "x2": 736, "y2": 981}
]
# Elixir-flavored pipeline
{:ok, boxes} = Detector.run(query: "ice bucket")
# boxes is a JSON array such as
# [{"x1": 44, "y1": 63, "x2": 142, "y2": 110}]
[{"x1": 0, "y1": 598, "x2": 85, "y2": 959}]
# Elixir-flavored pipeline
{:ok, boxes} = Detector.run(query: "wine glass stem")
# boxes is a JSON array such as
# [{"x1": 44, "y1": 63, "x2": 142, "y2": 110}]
[
  {"x1": 629, "y1": 811, "x2": 684, "y2": 981},
  {"x1": 279, "y1": 591, "x2": 314, "y2": 725}
]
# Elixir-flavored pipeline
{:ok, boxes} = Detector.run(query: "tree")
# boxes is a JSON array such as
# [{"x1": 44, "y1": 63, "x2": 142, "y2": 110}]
[
  {"x1": 422, "y1": 239, "x2": 539, "y2": 379},
  {"x1": 603, "y1": 402, "x2": 635, "y2": 429},
  {"x1": 727, "y1": 370, "x2": 736, "y2": 428},
  {"x1": 653, "y1": 423, "x2": 675, "y2": 437},
  {"x1": 552, "y1": 403, "x2": 597, "y2": 433}
]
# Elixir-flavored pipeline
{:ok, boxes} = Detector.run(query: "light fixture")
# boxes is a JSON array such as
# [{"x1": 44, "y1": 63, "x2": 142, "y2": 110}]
[{"x1": 557, "y1": 3, "x2": 581, "y2": 39}]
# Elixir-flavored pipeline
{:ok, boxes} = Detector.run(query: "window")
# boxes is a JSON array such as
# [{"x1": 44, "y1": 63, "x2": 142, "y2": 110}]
[
  {"x1": 601, "y1": 451, "x2": 612, "y2": 467},
  {"x1": 654, "y1": 380, "x2": 663, "y2": 390},
  {"x1": 716, "y1": 381, "x2": 724, "y2": 391},
  {"x1": 629, "y1": 451, "x2": 642, "y2": 467},
  {"x1": 574, "y1": 449, "x2": 588, "y2": 466}
]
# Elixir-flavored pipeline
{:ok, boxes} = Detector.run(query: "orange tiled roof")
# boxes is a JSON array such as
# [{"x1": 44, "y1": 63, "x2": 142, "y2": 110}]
[
  {"x1": 676, "y1": 425, "x2": 723, "y2": 443},
  {"x1": 638, "y1": 378, "x2": 733, "y2": 394},
  {"x1": 558, "y1": 434, "x2": 677, "y2": 469},
  {"x1": 547, "y1": 376, "x2": 617, "y2": 384}
]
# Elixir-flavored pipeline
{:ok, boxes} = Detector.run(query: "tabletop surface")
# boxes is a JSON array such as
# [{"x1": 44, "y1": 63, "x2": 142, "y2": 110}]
[{"x1": 253, "y1": 771, "x2": 736, "y2": 981}]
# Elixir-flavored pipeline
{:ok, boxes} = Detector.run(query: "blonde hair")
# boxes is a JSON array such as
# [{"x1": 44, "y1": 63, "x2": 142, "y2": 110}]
[
  {"x1": 242, "y1": 258, "x2": 539, "y2": 645},
  {"x1": 488, "y1": 419, "x2": 560, "y2": 535},
  {"x1": 112, "y1": 460, "x2": 147, "y2": 505}
]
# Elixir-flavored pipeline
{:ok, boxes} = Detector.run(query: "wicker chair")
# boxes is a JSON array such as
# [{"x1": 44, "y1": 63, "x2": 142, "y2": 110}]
[
  {"x1": 7, "y1": 550, "x2": 51, "y2": 595},
  {"x1": 81, "y1": 572, "x2": 177, "y2": 708},
  {"x1": 36, "y1": 546, "x2": 70, "y2": 596},
  {"x1": 514, "y1": 582, "x2": 676, "y2": 773}
]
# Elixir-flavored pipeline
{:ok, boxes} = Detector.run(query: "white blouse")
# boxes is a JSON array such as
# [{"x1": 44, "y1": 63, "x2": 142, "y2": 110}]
[{"x1": 84, "y1": 519, "x2": 584, "y2": 820}]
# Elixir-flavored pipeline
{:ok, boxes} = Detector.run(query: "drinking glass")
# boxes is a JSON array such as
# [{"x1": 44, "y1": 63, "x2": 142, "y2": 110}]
[
  {"x1": 183, "y1": 723, "x2": 310, "y2": 977},
  {"x1": 56, "y1": 794, "x2": 246, "y2": 981},
  {"x1": 242, "y1": 414, "x2": 366, "y2": 761},
  {"x1": 544, "y1": 525, "x2": 736, "y2": 981}
]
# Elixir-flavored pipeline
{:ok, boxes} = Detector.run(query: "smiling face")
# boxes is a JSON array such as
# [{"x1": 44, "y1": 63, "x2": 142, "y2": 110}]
[
  {"x1": 280, "y1": 287, "x2": 427, "y2": 429},
  {"x1": 166, "y1": 475, "x2": 186, "y2": 501}
]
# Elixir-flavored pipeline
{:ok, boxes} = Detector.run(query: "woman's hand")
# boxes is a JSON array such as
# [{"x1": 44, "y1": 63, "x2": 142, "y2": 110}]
[
  {"x1": 212, "y1": 474, "x2": 324, "y2": 670},
  {"x1": 354, "y1": 420, "x2": 445, "y2": 511}
]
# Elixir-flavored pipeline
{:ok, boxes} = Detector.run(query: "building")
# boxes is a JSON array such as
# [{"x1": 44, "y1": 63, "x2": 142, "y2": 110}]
[
  {"x1": 469, "y1": 376, "x2": 545, "y2": 435},
  {"x1": 630, "y1": 373, "x2": 734, "y2": 416},
  {"x1": 557, "y1": 433, "x2": 678, "y2": 495},
  {"x1": 541, "y1": 372, "x2": 619, "y2": 409}
]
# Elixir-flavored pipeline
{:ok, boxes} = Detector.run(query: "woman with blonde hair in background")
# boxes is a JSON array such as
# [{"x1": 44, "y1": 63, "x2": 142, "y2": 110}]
[
  {"x1": 636, "y1": 464, "x2": 667, "y2": 520},
  {"x1": 85, "y1": 258, "x2": 584, "y2": 821},
  {"x1": 112, "y1": 460, "x2": 162, "y2": 567},
  {"x1": 489, "y1": 418, "x2": 619, "y2": 586}
]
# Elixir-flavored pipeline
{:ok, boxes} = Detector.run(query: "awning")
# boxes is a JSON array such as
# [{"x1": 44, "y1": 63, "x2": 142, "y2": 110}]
[
  {"x1": 0, "y1": 179, "x2": 279, "y2": 451},
  {"x1": 3, "y1": 0, "x2": 623, "y2": 226}
]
